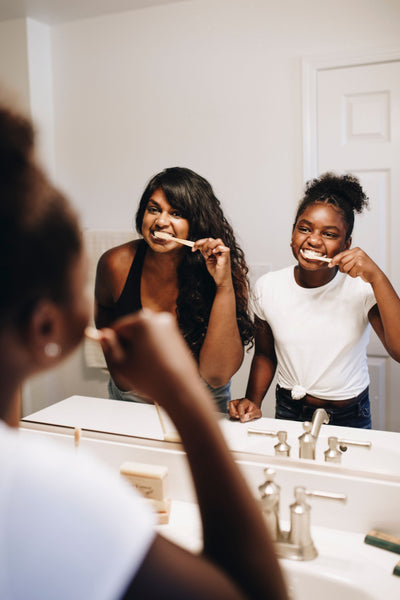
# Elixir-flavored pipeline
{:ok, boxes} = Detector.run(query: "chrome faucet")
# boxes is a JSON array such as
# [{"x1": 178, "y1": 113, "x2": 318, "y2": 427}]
[
  {"x1": 310, "y1": 408, "x2": 330, "y2": 438},
  {"x1": 297, "y1": 409, "x2": 329, "y2": 460},
  {"x1": 298, "y1": 421, "x2": 315, "y2": 459},
  {"x1": 259, "y1": 469, "x2": 347, "y2": 560}
]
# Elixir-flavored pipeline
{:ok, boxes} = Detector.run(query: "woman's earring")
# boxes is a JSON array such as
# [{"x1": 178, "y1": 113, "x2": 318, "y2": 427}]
[{"x1": 44, "y1": 342, "x2": 61, "y2": 358}]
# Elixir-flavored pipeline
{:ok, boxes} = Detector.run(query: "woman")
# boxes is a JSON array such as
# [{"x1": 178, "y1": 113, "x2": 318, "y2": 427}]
[
  {"x1": 95, "y1": 167, "x2": 253, "y2": 412},
  {"x1": 0, "y1": 104, "x2": 287, "y2": 599},
  {"x1": 229, "y1": 172, "x2": 400, "y2": 428}
]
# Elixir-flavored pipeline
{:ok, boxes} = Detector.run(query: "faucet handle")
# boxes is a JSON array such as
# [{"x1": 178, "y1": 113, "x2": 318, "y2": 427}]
[
  {"x1": 247, "y1": 428, "x2": 291, "y2": 457},
  {"x1": 324, "y1": 436, "x2": 342, "y2": 463},
  {"x1": 337, "y1": 438, "x2": 372, "y2": 451},
  {"x1": 302, "y1": 487, "x2": 347, "y2": 503},
  {"x1": 274, "y1": 431, "x2": 291, "y2": 457},
  {"x1": 248, "y1": 427, "x2": 278, "y2": 437},
  {"x1": 259, "y1": 468, "x2": 280, "y2": 497}
]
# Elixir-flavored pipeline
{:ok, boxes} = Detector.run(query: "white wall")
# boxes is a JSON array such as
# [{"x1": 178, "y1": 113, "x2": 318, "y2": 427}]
[
  {"x1": 1, "y1": 0, "x2": 400, "y2": 417},
  {"x1": 26, "y1": 19, "x2": 56, "y2": 176},
  {"x1": 0, "y1": 19, "x2": 30, "y2": 111}
]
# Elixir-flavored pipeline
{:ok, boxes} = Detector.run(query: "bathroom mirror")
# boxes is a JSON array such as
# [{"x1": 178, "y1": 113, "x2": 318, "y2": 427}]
[{"x1": 1, "y1": 0, "x2": 400, "y2": 432}]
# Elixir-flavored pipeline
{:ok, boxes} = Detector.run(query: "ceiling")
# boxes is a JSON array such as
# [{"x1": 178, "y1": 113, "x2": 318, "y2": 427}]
[{"x1": 0, "y1": 0, "x2": 192, "y2": 25}]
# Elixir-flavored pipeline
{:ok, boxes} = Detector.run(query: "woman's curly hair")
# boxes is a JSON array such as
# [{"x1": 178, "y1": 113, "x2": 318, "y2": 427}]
[
  {"x1": 136, "y1": 167, "x2": 254, "y2": 358},
  {"x1": 293, "y1": 172, "x2": 369, "y2": 239}
]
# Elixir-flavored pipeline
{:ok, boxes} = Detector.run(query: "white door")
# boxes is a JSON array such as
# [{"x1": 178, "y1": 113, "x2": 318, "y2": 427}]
[{"x1": 316, "y1": 60, "x2": 400, "y2": 431}]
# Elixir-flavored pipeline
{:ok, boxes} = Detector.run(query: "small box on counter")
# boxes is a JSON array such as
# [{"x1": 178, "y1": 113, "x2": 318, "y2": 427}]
[{"x1": 120, "y1": 461, "x2": 171, "y2": 524}]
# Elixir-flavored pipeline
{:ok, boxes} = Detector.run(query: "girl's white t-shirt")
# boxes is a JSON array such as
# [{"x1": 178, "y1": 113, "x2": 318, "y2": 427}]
[
  {"x1": 0, "y1": 421, "x2": 155, "y2": 600},
  {"x1": 253, "y1": 266, "x2": 377, "y2": 400}
]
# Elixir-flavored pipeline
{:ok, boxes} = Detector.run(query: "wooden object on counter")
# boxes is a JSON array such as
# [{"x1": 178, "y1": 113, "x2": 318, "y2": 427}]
[{"x1": 120, "y1": 461, "x2": 171, "y2": 524}]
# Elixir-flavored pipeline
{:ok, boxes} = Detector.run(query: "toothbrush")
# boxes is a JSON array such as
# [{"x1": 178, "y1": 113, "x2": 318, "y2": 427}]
[
  {"x1": 74, "y1": 426, "x2": 81, "y2": 450},
  {"x1": 154, "y1": 231, "x2": 195, "y2": 247},
  {"x1": 307, "y1": 255, "x2": 332, "y2": 263},
  {"x1": 302, "y1": 249, "x2": 332, "y2": 263},
  {"x1": 84, "y1": 326, "x2": 102, "y2": 341}
]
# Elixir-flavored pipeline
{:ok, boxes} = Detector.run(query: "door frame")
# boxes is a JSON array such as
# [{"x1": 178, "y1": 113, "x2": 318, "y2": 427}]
[
  {"x1": 301, "y1": 48, "x2": 400, "y2": 431},
  {"x1": 301, "y1": 46, "x2": 400, "y2": 180}
]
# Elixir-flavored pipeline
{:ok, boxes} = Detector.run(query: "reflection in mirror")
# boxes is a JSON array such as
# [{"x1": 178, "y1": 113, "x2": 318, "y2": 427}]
[{"x1": 9, "y1": 0, "x2": 400, "y2": 434}]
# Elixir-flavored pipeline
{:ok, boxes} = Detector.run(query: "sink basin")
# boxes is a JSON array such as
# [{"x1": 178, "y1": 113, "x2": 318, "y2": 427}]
[
  {"x1": 284, "y1": 566, "x2": 375, "y2": 600},
  {"x1": 160, "y1": 499, "x2": 399, "y2": 600}
]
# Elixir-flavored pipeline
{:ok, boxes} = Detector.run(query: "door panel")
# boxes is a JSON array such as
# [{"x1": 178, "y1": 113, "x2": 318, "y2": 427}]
[{"x1": 316, "y1": 61, "x2": 400, "y2": 431}]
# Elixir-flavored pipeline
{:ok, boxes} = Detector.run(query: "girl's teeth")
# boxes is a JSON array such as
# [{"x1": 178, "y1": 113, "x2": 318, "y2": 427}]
[{"x1": 303, "y1": 249, "x2": 325, "y2": 259}]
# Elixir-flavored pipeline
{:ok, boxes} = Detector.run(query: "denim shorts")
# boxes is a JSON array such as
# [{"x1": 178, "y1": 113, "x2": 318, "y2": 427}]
[
  {"x1": 108, "y1": 377, "x2": 231, "y2": 414},
  {"x1": 275, "y1": 384, "x2": 371, "y2": 429}
]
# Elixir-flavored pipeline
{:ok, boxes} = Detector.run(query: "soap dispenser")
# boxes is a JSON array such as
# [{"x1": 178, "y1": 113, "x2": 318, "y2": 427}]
[
  {"x1": 258, "y1": 468, "x2": 281, "y2": 541},
  {"x1": 298, "y1": 421, "x2": 315, "y2": 459}
]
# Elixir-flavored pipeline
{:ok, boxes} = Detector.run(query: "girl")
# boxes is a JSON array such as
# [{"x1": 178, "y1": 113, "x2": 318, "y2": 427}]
[
  {"x1": 229, "y1": 172, "x2": 400, "y2": 428},
  {"x1": 95, "y1": 167, "x2": 253, "y2": 412}
]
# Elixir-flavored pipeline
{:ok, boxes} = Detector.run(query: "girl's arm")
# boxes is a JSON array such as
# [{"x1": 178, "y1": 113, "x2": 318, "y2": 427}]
[
  {"x1": 331, "y1": 247, "x2": 400, "y2": 361},
  {"x1": 193, "y1": 238, "x2": 244, "y2": 386},
  {"x1": 99, "y1": 311, "x2": 288, "y2": 600},
  {"x1": 229, "y1": 317, "x2": 277, "y2": 422}
]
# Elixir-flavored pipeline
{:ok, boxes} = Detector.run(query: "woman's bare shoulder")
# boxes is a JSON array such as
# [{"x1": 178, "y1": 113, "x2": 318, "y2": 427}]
[
  {"x1": 95, "y1": 240, "x2": 142, "y2": 301},
  {"x1": 98, "y1": 239, "x2": 140, "y2": 273}
]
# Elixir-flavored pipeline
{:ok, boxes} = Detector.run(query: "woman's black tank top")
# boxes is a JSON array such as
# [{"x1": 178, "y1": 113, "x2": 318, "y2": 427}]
[{"x1": 113, "y1": 239, "x2": 146, "y2": 320}]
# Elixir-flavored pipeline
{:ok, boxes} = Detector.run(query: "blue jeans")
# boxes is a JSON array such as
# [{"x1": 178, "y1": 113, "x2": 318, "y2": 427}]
[
  {"x1": 275, "y1": 384, "x2": 371, "y2": 429},
  {"x1": 108, "y1": 377, "x2": 231, "y2": 414}
]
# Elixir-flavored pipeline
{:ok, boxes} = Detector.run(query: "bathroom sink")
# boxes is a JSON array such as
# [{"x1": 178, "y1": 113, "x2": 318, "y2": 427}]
[
  {"x1": 18, "y1": 424, "x2": 400, "y2": 599},
  {"x1": 160, "y1": 500, "x2": 399, "y2": 600},
  {"x1": 284, "y1": 566, "x2": 375, "y2": 600}
]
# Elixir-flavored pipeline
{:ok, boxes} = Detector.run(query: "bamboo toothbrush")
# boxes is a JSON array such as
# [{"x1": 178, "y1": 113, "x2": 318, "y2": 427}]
[
  {"x1": 85, "y1": 326, "x2": 103, "y2": 341},
  {"x1": 74, "y1": 426, "x2": 81, "y2": 450},
  {"x1": 302, "y1": 249, "x2": 332, "y2": 263},
  {"x1": 154, "y1": 231, "x2": 195, "y2": 247}
]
